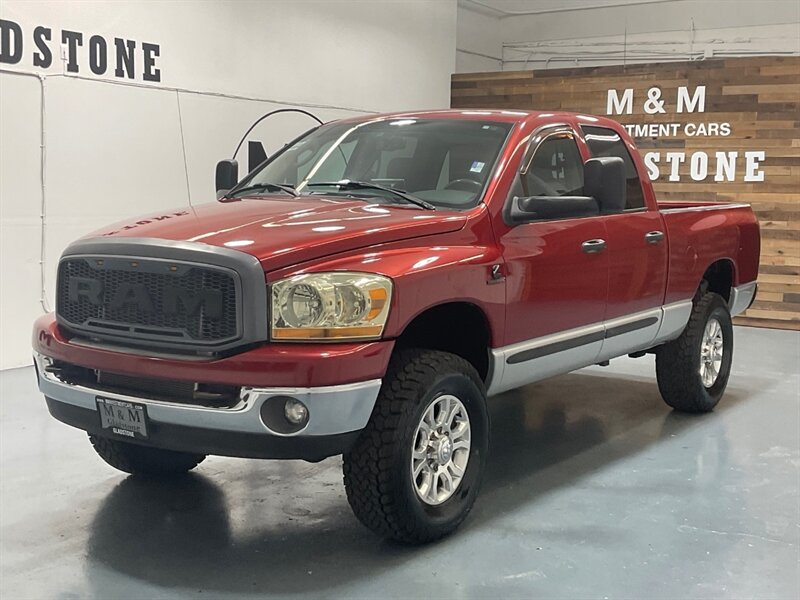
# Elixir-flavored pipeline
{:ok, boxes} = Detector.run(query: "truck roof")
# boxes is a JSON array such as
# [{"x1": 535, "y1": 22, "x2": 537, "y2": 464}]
[
  {"x1": 336, "y1": 108, "x2": 573, "y2": 124},
  {"x1": 334, "y1": 108, "x2": 622, "y2": 129}
]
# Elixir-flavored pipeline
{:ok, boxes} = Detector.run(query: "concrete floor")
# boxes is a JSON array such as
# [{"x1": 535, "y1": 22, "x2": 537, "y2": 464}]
[{"x1": 1, "y1": 326, "x2": 798, "y2": 599}]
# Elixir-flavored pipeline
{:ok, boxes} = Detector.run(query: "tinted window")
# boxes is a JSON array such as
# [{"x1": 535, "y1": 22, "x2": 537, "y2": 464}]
[
  {"x1": 299, "y1": 139, "x2": 357, "y2": 183},
  {"x1": 242, "y1": 119, "x2": 514, "y2": 209},
  {"x1": 581, "y1": 126, "x2": 645, "y2": 210},
  {"x1": 523, "y1": 135, "x2": 584, "y2": 197}
]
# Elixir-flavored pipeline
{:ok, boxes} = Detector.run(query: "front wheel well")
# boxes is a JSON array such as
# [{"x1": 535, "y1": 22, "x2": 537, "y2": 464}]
[{"x1": 394, "y1": 302, "x2": 491, "y2": 382}]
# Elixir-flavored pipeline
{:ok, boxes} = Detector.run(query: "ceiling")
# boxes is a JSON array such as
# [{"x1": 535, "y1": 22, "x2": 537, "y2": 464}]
[{"x1": 460, "y1": 0, "x2": 679, "y2": 16}]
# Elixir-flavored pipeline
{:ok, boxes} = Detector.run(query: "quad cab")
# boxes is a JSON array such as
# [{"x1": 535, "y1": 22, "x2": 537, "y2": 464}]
[{"x1": 34, "y1": 110, "x2": 760, "y2": 543}]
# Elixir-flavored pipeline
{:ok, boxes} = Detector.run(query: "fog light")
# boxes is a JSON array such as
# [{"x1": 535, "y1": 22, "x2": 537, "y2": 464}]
[
  {"x1": 260, "y1": 395, "x2": 310, "y2": 434},
  {"x1": 284, "y1": 398, "x2": 308, "y2": 425}
]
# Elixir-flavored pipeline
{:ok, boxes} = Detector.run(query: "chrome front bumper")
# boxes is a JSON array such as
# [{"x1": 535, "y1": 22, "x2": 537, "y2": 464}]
[{"x1": 35, "y1": 353, "x2": 381, "y2": 459}]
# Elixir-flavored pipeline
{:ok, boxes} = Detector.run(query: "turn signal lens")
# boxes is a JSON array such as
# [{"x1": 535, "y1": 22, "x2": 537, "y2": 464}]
[
  {"x1": 271, "y1": 272, "x2": 392, "y2": 341},
  {"x1": 366, "y1": 288, "x2": 388, "y2": 320}
]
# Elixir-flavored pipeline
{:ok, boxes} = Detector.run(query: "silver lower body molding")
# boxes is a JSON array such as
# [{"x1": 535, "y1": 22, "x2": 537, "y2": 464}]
[{"x1": 487, "y1": 300, "x2": 693, "y2": 396}]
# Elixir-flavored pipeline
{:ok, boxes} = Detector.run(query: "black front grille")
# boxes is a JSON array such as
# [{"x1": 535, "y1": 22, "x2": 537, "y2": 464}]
[{"x1": 57, "y1": 257, "x2": 239, "y2": 346}]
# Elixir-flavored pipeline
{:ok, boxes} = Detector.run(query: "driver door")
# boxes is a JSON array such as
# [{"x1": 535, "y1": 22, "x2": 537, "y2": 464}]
[{"x1": 495, "y1": 127, "x2": 609, "y2": 392}]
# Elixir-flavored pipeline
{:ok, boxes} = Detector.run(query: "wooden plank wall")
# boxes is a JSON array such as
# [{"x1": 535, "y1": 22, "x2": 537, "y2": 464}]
[{"x1": 452, "y1": 56, "x2": 800, "y2": 330}]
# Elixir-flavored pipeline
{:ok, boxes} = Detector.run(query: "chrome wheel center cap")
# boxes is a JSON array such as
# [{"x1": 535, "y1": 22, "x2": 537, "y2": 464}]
[{"x1": 434, "y1": 437, "x2": 452, "y2": 465}]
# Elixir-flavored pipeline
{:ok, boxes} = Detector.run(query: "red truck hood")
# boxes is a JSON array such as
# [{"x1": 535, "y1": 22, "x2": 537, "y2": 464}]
[{"x1": 90, "y1": 196, "x2": 467, "y2": 271}]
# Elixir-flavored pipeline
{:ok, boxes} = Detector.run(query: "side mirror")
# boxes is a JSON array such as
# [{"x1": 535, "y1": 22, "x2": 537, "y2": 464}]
[
  {"x1": 584, "y1": 156, "x2": 626, "y2": 214},
  {"x1": 507, "y1": 195, "x2": 599, "y2": 224},
  {"x1": 215, "y1": 159, "x2": 238, "y2": 198}
]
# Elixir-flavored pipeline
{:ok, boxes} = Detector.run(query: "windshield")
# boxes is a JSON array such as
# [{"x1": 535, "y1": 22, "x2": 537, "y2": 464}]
[{"x1": 238, "y1": 118, "x2": 514, "y2": 209}]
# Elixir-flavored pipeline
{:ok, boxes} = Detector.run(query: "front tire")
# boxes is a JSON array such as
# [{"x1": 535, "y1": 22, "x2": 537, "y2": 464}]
[
  {"x1": 89, "y1": 435, "x2": 206, "y2": 476},
  {"x1": 343, "y1": 349, "x2": 489, "y2": 544},
  {"x1": 656, "y1": 291, "x2": 734, "y2": 413}
]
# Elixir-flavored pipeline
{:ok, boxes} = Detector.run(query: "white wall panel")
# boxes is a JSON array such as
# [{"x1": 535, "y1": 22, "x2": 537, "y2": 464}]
[
  {"x1": 0, "y1": 0, "x2": 457, "y2": 369},
  {"x1": 40, "y1": 77, "x2": 190, "y2": 311},
  {"x1": 456, "y1": 7, "x2": 503, "y2": 72},
  {"x1": 1, "y1": 0, "x2": 457, "y2": 112},
  {"x1": 0, "y1": 74, "x2": 42, "y2": 368},
  {"x1": 176, "y1": 94, "x2": 357, "y2": 207}
]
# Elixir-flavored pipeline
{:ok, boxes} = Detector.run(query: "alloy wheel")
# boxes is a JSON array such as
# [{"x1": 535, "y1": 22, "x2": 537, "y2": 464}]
[{"x1": 411, "y1": 394, "x2": 471, "y2": 506}]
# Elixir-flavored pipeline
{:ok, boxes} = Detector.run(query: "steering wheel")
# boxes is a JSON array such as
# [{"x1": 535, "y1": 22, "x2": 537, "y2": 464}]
[{"x1": 445, "y1": 178, "x2": 483, "y2": 192}]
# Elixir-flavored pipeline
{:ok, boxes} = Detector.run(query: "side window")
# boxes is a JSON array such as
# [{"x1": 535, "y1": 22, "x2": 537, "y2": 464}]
[
  {"x1": 523, "y1": 134, "x2": 584, "y2": 197},
  {"x1": 581, "y1": 126, "x2": 645, "y2": 210}
]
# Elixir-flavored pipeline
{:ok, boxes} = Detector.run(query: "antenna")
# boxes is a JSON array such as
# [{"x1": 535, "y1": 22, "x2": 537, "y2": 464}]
[{"x1": 231, "y1": 108, "x2": 323, "y2": 160}]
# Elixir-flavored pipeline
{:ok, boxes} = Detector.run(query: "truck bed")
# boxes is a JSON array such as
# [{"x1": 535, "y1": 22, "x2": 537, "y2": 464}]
[{"x1": 657, "y1": 201, "x2": 761, "y2": 305}]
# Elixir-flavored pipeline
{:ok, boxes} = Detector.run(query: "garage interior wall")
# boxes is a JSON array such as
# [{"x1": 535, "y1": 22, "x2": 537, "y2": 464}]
[
  {"x1": 456, "y1": 0, "x2": 800, "y2": 73},
  {"x1": 453, "y1": 0, "x2": 800, "y2": 330},
  {"x1": 452, "y1": 56, "x2": 800, "y2": 328},
  {"x1": 0, "y1": 0, "x2": 457, "y2": 370}
]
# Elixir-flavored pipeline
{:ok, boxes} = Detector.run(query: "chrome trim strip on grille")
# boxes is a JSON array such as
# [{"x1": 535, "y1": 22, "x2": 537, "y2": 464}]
[
  {"x1": 35, "y1": 353, "x2": 381, "y2": 437},
  {"x1": 57, "y1": 237, "x2": 269, "y2": 353}
]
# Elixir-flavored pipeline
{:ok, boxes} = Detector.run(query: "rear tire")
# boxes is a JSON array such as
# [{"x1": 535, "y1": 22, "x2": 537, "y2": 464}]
[
  {"x1": 343, "y1": 349, "x2": 489, "y2": 544},
  {"x1": 89, "y1": 435, "x2": 206, "y2": 476},
  {"x1": 656, "y1": 292, "x2": 733, "y2": 413}
]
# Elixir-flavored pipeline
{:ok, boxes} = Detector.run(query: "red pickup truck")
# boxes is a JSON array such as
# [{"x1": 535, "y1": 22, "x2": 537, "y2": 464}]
[{"x1": 33, "y1": 110, "x2": 760, "y2": 543}]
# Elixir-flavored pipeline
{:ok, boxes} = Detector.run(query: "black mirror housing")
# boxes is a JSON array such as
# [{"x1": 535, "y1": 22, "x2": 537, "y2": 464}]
[
  {"x1": 507, "y1": 195, "x2": 599, "y2": 224},
  {"x1": 584, "y1": 156, "x2": 626, "y2": 214},
  {"x1": 215, "y1": 159, "x2": 239, "y2": 198},
  {"x1": 248, "y1": 141, "x2": 268, "y2": 173},
  {"x1": 504, "y1": 154, "x2": 627, "y2": 225}
]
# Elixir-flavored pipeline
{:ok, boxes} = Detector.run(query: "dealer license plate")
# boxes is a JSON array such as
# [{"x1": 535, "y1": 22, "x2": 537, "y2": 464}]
[{"x1": 96, "y1": 397, "x2": 149, "y2": 439}]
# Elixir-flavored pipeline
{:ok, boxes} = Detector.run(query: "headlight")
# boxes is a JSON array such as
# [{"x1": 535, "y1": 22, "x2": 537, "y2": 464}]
[{"x1": 271, "y1": 272, "x2": 392, "y2": 341}]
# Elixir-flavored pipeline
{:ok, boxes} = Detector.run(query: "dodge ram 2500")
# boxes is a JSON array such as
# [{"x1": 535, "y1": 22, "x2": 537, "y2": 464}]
[{"x1": 33, "y1": 110, "x2": 760, "y2": 543}]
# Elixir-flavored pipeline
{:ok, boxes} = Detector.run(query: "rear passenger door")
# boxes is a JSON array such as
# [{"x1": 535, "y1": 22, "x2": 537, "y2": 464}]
[{"x1": 581, "y1": 125, "x2": 668, "y2": 358}]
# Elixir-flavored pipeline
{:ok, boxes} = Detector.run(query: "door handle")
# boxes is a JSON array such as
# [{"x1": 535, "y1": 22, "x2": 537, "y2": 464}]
[
  {"x1": 645, "y1": 230, "x2": 665, "y2": 244},
  {"x1": 581, "y1": 239, "x2": 607, "y2": 253}
]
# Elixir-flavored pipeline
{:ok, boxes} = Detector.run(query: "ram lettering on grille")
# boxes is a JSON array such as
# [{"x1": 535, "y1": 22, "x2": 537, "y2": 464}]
[
  {"x1": 57, "y1": 258, "x2": 238, "y2": 343},
  {"x1": 67, "y1": 277, "x2": 223, "y2": 318}
]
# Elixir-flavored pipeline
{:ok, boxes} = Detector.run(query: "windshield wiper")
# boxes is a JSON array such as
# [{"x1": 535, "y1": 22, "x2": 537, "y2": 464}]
[
  {"x1": 227, "y1": 182, "x2": 298, "y2": 198},
  {"x1": 304, "y1": 180, "x2": 435, "y2": 210}
]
